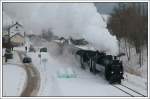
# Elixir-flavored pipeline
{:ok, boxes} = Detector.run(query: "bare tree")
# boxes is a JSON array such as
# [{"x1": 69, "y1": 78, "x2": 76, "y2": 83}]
[{"x1": 107, "y1": 2, "x2": 148, "y2": 67}]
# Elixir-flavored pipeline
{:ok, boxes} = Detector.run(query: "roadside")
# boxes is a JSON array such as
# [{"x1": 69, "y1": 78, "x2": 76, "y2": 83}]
[
  {"x1": 2, "y1": 50, "x2": 27, "y2": 96},
  {"x1": 3, "y1": 48, "x2": 41, "y2": 96},
  {"x1": 17, "y1": 50, "x2": 41, "y2": 96}
]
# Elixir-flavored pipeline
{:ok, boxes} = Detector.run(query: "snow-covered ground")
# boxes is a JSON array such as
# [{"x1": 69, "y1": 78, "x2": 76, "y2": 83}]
[
  {"x1": 119, "y1": 39, "x2": 148, "y2": 79},
  {"x1": 123, "y1": 72, "x2": 147, "y2": 96},
  {"x1": 2, "y1": 50, "x2": 27, "y2": 96},
  {"x1": 2, "y1": 36, "x2": 147, "y2": 96},
  {"x1": 27, "y1": 51, "x2": 129, "y2": 96},
  {"x1": 3, "y1": 64, "x2": 27, "y2": 96},
  {"x1": 25, "y1": 39, "x2": 147, "y2": 96}
]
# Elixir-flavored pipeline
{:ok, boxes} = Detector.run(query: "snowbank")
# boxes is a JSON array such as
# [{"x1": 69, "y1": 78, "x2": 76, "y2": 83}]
[{"x1": 3, "y1": 64, "x2": 27, "y2": 96}]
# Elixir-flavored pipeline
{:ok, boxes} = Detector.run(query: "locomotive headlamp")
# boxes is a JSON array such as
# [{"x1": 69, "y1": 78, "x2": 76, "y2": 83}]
[{"x1": 111, "y1": 71, "x2": 114, "y2": 74}]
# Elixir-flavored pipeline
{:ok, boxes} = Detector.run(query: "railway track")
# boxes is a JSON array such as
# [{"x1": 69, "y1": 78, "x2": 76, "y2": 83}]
[{"x1": 112, "y1": 84, "x2": 145, "y2": 97}]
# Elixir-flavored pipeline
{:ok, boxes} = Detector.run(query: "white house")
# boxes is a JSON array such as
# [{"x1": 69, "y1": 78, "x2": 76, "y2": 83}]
[
  {"x1": 8, "y1": 22, "x2": 25, "y2": 46},
  {"x1": 9, "y1": 22, "x2": 24, "y2": 37}
]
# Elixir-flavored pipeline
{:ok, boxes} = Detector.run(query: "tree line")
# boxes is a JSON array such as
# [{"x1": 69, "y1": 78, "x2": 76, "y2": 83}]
[{"x1": 107, "y1": 3, "x2": 148, "y2": 67}]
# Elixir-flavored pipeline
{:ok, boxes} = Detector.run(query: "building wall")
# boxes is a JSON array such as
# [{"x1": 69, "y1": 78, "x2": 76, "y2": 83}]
[
  {"x1": 11, "y1": 35, "x2": 25, "y2": 45},
  {"x1": 9, "y1": 24, "x2": 24, "y2": 37}
]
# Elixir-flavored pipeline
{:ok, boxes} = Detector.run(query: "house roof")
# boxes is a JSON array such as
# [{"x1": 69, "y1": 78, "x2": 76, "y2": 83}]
[
  {"x1": 10, "y1": 33, "x2": 24, "y2": 39},
  {"x1": 8, "y1": 22, "x2": 23, "y2": 29}
]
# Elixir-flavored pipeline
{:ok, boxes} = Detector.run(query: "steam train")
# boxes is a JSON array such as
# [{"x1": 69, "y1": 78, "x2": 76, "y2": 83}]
[
  {"x1": 76, "y1": 50, "x2": 124, "y2": 84},
  {"x1": 53, "y1": 37, "x2": 124, "y2": 84}
]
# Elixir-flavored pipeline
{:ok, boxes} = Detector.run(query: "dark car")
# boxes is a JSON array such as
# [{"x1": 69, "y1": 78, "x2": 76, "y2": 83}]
[
  {"x1": 5, "y1": 48, "x2": 13, "y2": 59},
  {"x1": 29, "y1": 46, "x2": 36, "y2": 52},
  {"x1": 6, "y1": 48, "x2": 11, "y2": 53},
  {"x1": 40, "y1": 47, "x2": 47, "y2": 52},
  {"x1": 23, "y1": 56, "x2": 32, "y2": 63}
]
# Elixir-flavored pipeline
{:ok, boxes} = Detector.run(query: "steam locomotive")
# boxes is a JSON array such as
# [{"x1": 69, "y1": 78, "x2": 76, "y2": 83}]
[
  {"x1": 76, "y1": 50, "x2": 124, "y2": 84},
  {"x1": 53, "y1": 37, "x2": 124, "y2": 84}
]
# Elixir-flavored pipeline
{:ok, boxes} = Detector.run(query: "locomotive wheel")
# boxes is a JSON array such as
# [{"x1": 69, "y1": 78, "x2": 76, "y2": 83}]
[
  {"x1": 105, "y1": 66, "x2": 110, "y2": 80},
  {"x1": 90, "y1": 67, "x2": 93, "y2": 72},
  {"x1": 80, "y1": 56, "x2": 85, "y2": 69},
  {"x1": 108, "y1": 76, "x2": 114, "y2": 84},
  {"x1": 92, "y1": 60, "x2": 96, "y2": 74},
  {"x1": 109, "y1": 80, "x2": 114, "y2": 84},
  {"x1": 89, "y1": 59, "x2": 93, "y2": 72},
  {"x1": 118, "y1": 79, "x2": 121, "y2": 84}
]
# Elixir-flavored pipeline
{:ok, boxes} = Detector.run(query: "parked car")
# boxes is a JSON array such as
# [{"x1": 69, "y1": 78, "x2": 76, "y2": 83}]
[
  {"x1": 5, "y1": 48, "x2": 11, "y2": 53},
  {"x1": 5, "y1": 48, "x2": 13, "y2": 59},
  {"x1": 23, "y1": 56, "x2": 32, "y2": 63},
  {"x1": 40, "y1": 47, "x2": 47, "y2": 52}
]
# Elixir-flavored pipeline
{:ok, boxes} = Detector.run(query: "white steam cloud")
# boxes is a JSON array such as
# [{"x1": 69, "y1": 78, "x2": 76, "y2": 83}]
[{"x1": 3, "y1": 3, "x2": 118, "y2": 55}]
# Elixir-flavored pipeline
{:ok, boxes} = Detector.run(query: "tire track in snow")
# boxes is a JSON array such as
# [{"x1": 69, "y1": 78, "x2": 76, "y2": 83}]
[{"x1": 17, "y1": 51, "x2": 41, "y2": 96}]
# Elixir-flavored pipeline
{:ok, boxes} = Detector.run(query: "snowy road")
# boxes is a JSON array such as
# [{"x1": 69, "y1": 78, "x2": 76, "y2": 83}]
[{"x1": 17, "y1": 51, "x2": 41, "y2": 96}]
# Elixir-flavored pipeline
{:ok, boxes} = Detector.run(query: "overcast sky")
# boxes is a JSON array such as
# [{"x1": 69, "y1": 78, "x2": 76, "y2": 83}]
[{"x1": 95, "y1": 3, "x2": 118, "y2": 14}]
